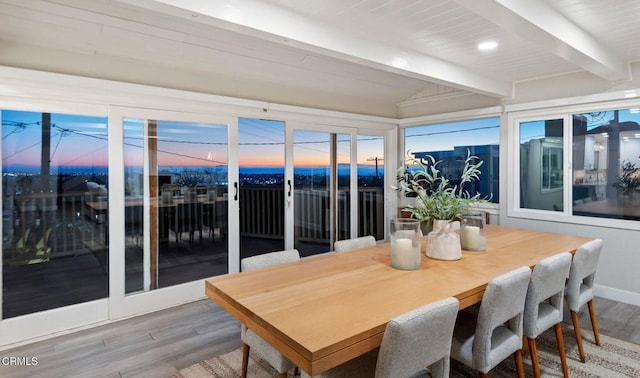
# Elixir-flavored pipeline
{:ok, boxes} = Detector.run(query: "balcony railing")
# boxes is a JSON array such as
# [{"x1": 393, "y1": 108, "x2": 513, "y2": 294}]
[
  {"x1": 241, "y1": 186, "x2": 384, "y2": 242},
  {"x1": 3, "y1": 191, "x2": 104, "y2": 265},
  {"x1": 3, "y1": 186, "x2": 384, "y2": 264}
]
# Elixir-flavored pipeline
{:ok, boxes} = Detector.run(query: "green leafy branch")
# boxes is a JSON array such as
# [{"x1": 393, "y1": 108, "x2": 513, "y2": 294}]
[{"x1": 396, "y1": 149, "x2": 487, "y2": 222}]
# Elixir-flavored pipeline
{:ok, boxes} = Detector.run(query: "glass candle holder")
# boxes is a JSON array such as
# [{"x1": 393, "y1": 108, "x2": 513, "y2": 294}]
[
  {"x1": 390, "y1": 218, "x2": 422, "y2": 270},
  {"x1": 460, "y1": 212, "x2": 486, "y2": 251}
]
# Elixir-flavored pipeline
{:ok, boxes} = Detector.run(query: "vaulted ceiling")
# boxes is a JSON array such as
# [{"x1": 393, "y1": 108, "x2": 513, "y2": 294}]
[{"x1": 1, "y1": 0, "x2": 640, "y2": 118}]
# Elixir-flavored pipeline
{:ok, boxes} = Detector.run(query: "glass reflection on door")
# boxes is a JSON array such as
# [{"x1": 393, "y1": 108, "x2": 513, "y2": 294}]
[
  {"x1": 123, "y1": 118, "x2": 228, "y2": 293},
  {"x1": 2, "y1": 110, "x2": 108, "y2": 318},
  {"x1": 519, "y1": 119, "x2": 564, "y2": 212},
  {"x1": 293, "y1": 130, "x2": 334, "y2": 256}
]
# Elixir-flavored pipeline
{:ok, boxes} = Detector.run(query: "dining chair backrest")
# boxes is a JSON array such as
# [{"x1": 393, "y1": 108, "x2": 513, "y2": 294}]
[
  {"x1": 472, "y1": 266, "x2": 531, "y2": 371},
  {"x1": 333, "y1": 235, "x2": 376, "y2": 253},
  {"x1": 176, "y1": 202, "x2": 203, "y2": 227},
  {"x1": 240, "y1": 249, "x2": 301, "y2": 378},
  {"x1": 524, "y1": 252, "x2": 573, "y2": 338},
  {"x1": 565, "y1": 239, "x2": 604, "y2": 363},
  {"x1": 241, "y1": 249, "x2": 300, "y2": 272},
  {"x1": 524, "y1": 252, "x2": 573, "y2": 378},
  {"x1": 565, "y1": 239, "x2": 603, "y2": 312},
  {"x1": 375, "y1": 297, "x2": 459, "y2": 378}
]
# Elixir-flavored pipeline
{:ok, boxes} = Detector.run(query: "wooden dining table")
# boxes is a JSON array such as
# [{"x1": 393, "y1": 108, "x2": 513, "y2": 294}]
[{"x1": 205, "y1": 225, "x2": 593, "y2": 376}]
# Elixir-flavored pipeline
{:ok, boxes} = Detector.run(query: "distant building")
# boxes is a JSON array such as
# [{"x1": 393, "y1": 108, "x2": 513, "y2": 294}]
[{"x1": 412, "y1": 144, "x2": 499, "y2": 202}]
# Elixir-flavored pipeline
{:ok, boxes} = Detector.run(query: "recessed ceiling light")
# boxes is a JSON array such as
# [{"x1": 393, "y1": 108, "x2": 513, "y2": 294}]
[{"x1": 477, "y1": 40, "x2": 498, "y2": 51}]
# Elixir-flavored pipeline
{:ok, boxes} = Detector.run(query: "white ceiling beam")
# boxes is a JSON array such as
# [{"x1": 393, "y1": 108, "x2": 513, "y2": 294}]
[
  {"x1": 453, "y1": 0, "x2": 630, "y2": 83},
  {"x1": 115, "y1": 0, "x2": 513, "y2": 98}
]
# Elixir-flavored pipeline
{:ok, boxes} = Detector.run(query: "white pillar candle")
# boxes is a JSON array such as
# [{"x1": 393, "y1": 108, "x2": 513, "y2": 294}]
[
  {"x1": 461, "y1": 225, "x2": 480, "y2": 250},
  {"x1": 391, "y1": 238, "x2": 419, "y2": 270}
]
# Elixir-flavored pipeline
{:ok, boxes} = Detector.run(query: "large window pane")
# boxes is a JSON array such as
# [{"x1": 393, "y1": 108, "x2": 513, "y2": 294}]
[
  {"x1": 357, "y1": 135, "x2": 384, "y2": 239},
  {"x1": 124, "y1": 118, "x2": 228, "y2": 293},
  {"x1": 519, "y1": 119, "x2": 564, "y2": 211},
  {"x1": 404, "y1": 117, "x2": 499, "y2": 203},
  {"x1": 156, "y1": 120, "x2": 228, "y2": 287},
  {"x1": 2, "y1": 110, "x2": 108, "y2": 318},
  {"x1": 238, "y1": 118, "x2": 285, "y2": 260},
  {"x1": 572, "y1": 108, "x2": 640, "y2": 220},
  {"x1": 293, "y1": 130, "x2": 332, "y2": 255}
]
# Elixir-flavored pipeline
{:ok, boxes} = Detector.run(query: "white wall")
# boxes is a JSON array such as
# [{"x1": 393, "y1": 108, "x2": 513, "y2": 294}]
[
  {"x1": 621, "y1": 139, "x2": 640, "y2": 163},
  {"x1": 502, "y1": 217, "x2": 640, "y2": 306}
]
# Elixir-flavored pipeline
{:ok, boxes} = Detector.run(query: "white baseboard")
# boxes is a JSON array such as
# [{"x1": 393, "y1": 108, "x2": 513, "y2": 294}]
[{"x1": 594, "y1": 284, "x2": 640, "y2": 307}]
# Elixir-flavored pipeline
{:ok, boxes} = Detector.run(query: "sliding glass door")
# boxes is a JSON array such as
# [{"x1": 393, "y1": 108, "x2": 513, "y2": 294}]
[
  {"x1": 238, "y1": 118, "x2": 286, "y2": 261},
  {"x1": 237, "y1": 120, "x2": 383, "y2": 260},
  {"x1": 110, "y1": 107, "x2": 235, "y2": 318},
  {"x1": 2, "y1": 109, "x2": 109, "y2": 319},
  {"x1": 1, "y1": 105, "x2": 389, "y2": 344},
  {"x1": 292, "y1": 130, "x2": 332, "y2": 255},
  {"x1": 290, "y1": 128, "x2": 356, "y2": 256},
  {"x1": 122, "y1": 117, "x2": 230, "y2": 293}
]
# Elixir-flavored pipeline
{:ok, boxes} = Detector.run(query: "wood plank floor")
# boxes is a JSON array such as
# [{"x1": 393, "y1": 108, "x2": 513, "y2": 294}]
[{"x1": 0, "y1": 296, "x2": 638, "y2": 378}]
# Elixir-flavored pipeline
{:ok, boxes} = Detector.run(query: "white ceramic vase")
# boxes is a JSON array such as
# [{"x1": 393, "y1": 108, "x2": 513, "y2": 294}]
[{"x1": 426, "y1": 219, "x2": 462, "y2": 260}]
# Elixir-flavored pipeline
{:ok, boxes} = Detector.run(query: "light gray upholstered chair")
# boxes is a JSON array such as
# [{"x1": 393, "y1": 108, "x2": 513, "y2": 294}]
[
  {"x1": 333, "y1": 235, "x2": 376, "y2": 252},
  {"x1": 451, "y1": 266, "x2": 532, "y2": 378},
  {"x1": 524, "y1": 252, "x2": 572, "y2": 378},
  {"x1": 301, "y1": 297, "x2": 459, "y2": 378},
  {"x1": 565, "y1": 239, "x2": 603, "y2": 363},
  {"x1": 240, "y1": 249, "x2": 300, "y2": 378}
]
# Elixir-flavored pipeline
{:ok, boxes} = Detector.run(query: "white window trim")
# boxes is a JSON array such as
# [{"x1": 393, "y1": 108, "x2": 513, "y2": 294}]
[
  {"x1": 506, "y1": 98, "x2": 640, "y2": 231},
  {"x1": 398, "y1": 108, "x2": 503, "y2": 219}
]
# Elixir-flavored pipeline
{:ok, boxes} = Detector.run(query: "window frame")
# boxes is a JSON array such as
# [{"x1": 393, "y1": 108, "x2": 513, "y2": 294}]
[
  {"x1": 0, "y1": 99, "x2": 109, "y2": 340},
  {"x1": 510, "y1": 114, "x2": 570, "y2": 215},
  {"x1": 398, "y1": 107, "x2": 502, "y2": 215},
  {"x1": 541, "y1": 141, "x2": 564, "y2": 193},
  {"x1": 506, "y1": 99, "x2": 640, "y2": 231}
]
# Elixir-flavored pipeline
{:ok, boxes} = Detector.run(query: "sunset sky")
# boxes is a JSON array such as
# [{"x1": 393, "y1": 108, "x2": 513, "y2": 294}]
[
  {"x1": 2, "y1": 111, "x2": 384, "y2": 170},
  {"x1": 2, "y1": 110, "x2": 109, "y2": 169},
  {"x1": 16, "y1": 109, "x2": 640, "y2": 172},
  {"x1": 404, "y1": 117, "x2": 500, "y2": 154}
]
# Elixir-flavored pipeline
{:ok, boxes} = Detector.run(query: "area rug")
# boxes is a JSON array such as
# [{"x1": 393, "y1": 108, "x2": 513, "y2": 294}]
[{"x1": 177, "y1": 323, "x2": 640, "y2": 377}]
